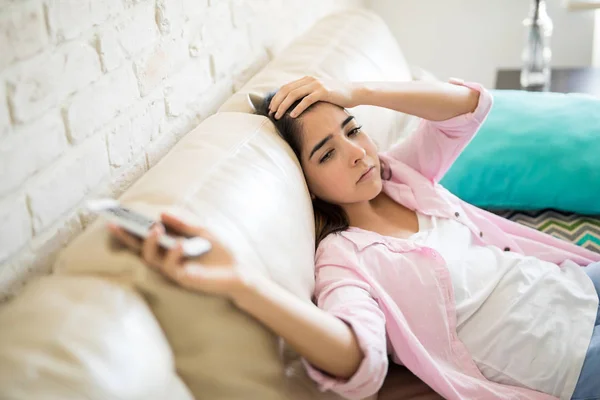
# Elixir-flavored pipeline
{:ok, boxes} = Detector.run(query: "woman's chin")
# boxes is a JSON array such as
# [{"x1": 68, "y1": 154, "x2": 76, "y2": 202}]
[{"x1": 362, "y1": 180, "x2": 383, "y2": 201}]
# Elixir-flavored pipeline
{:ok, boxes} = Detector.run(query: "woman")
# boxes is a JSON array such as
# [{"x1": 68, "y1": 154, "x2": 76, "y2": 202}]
[{"x1": 109, "y1": 76, "x2": 600, "y2": 400}]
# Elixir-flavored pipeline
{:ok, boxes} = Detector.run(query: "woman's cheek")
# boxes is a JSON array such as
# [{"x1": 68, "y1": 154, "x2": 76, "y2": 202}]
[{"x1": 316, "y1": 169, "x2": 344, "y2": 200}]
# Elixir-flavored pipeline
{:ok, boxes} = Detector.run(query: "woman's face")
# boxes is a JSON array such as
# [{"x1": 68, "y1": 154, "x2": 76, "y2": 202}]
[{"x1": 297, "y1": 102, "x2": 383, "y2": 206}]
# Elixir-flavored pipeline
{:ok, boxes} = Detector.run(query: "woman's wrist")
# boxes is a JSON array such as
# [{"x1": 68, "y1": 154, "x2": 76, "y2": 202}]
[
  {"x1": 229, "y1": 269, "x2": 268, "y2": 310},
  {"x1": 350, "y1": 82, "x2": 371, "y2": 107}
]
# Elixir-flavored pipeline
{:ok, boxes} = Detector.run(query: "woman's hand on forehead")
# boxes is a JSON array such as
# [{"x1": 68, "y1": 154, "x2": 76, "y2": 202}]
[{"x1": 269, "y1": 76, "x2": 360, "y2": 120}]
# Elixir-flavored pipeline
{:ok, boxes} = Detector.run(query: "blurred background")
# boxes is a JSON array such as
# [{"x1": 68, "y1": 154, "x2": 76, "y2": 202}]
[{"x1": 368, "y1": 0, "x2": 599, "y2": 87}]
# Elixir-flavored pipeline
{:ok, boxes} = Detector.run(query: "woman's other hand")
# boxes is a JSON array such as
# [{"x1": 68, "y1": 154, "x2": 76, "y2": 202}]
[
  {"x1": 107, "y1": 213, "x2": 251, "y2": 300},
  {"x1": 269, "y1": 76, "x2": 361, "y2": 119}
]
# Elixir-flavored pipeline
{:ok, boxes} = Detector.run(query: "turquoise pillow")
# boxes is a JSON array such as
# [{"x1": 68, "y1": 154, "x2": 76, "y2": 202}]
[{"x1": 440, "y1": 90, "x2": 600, "y2": 214}]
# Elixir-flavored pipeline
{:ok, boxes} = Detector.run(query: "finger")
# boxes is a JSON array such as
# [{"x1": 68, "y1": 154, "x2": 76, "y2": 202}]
[
  {"x1": 108, "y1": 224, "x2": 142, "y2": 252},
  {"x1": 269, "y1": 77, "x2": 309, "y2": 112},
  {"x1": 269, "y1": 77, "x2": 312, "y2": 115},
  {"x1": 142, "y1": 225, "x2": 163, "y2": 267},
  {"x1": 289, "y1": 92, "x2": 320, "y2": 118},
  {"x1": 274, "y1": 84, "x2": 317, "y2": 119},
  {"x1": 161, "y1": 213, "x2": 212, "y2": 239},
  {"x1": 448, "y1": 77, "x2": 465, "y2": 86},
  {"x1": 161, "y1": 241, "x2": 185, "y2": 281}
]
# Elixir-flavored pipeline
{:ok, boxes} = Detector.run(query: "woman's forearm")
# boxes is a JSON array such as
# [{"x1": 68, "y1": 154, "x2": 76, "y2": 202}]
[
  {"x1": 233, "y1": 275, "x2": 363, "y2": 380},
  {"x1": 353, "y1": 80, "x2": 480, "y2": 121}
]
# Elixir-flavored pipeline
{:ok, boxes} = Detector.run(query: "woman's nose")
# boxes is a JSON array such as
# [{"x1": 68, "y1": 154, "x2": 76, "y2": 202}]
[{"x1": 350, "y1": 144, "x2": 367, "y2": 165}]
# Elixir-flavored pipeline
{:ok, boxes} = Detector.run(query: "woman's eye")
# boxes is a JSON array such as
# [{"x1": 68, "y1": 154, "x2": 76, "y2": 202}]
[
  {"x1": 319, "y1": 150, "x2": 334, "y2": 163},
  {"x1": 348, "y1": 126, "x2": 362, "y2": 137}
]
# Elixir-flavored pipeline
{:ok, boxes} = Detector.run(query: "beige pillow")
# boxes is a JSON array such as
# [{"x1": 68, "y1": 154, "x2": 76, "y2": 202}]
[
  {"x1": 55, "y1": 113, "x2": 315, "y2": 400},
  {"x1": 0, "y1": 275, "x2": 193, "y2": 400}
]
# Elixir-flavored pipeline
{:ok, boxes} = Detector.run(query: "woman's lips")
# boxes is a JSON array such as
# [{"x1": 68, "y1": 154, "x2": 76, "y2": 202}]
[{"x1": 357, "y1": 166, "x2": 375, "y2": 183}]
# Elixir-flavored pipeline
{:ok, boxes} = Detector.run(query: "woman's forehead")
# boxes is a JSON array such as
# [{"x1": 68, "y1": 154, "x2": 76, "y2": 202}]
[{"x1": 301, "y1": 103, "x2": 351, "y2": 139}]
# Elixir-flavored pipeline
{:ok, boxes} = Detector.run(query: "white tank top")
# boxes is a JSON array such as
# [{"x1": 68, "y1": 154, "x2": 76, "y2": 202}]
[{"x1": 409, "y1": 212, "x2": 598, "y2": 399}]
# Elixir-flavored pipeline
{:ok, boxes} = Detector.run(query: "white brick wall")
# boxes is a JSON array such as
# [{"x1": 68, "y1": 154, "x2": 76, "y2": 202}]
[
  {"x1": 0, "y1": 0, "x2": 364, "y2": 300},
  {"x1": 0, "y1": 0, "x2": 48, "y2": 71}
]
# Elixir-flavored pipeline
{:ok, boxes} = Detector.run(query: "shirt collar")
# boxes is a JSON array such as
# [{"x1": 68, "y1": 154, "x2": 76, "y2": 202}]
[{"x1": 338, "y1": 228, "x2": 422, "y2": 253}]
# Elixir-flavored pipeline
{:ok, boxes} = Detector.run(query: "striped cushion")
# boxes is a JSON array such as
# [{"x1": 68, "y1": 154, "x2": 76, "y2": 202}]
[{"x1": 490, "y1": 209, "x2": 600, "y2": 253}]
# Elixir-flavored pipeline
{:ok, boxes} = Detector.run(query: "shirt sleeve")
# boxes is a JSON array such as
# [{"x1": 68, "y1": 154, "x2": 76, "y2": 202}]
[
  {"x1": 301, "y1": 262, "x2": 388, "y2": 400},
  {"x1": 383, "y1": 80, "x2": 493, "y2": 184}
]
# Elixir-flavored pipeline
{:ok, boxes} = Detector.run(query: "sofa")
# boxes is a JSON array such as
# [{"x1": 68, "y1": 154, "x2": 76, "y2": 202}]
[{"x1": 0, "y1": 8, "x2": 443, "y2": 400}]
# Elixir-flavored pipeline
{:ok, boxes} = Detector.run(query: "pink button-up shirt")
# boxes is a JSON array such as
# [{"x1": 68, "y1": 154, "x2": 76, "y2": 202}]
[{"x1": 302, "y1": 81, "x2": 600, "y2": 400}]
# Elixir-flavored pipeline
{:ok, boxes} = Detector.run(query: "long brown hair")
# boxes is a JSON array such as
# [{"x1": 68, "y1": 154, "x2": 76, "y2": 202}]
[{"x1": 255, "y1": 92, "x2": 350, "y2": 246}]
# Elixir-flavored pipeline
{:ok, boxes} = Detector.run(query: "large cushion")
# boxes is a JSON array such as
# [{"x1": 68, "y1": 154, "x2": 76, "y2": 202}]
[
  {"x1": 0, "y1": 275, "x2": 193, "y2": 400},
  {"x1": 440, "y1": 90, "x2": 600, "y2": 214},
  {"x1": 55, "y1": 112, "x2": 322, "y2": 400}
]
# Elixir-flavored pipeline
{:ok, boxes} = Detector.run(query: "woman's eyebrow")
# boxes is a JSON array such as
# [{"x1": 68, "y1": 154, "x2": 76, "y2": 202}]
[
  {"x1": 309, "y1": 135, "x2": 333, "y2": 160},
  {"x1": 308, "y1": 116, "x2": 356, "y2": 160},
  {"x1": 340, "y1": 115, "x2": 355, "y2": 129}
]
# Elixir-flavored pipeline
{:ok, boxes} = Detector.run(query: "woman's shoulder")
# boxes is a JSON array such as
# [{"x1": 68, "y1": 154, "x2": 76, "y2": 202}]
[
  {"x1": 316, "y1": 231, "x2": 351, "y2": 253},
  {"x1": 315, "y1": 231, "x2": 359, "y2": 265}
]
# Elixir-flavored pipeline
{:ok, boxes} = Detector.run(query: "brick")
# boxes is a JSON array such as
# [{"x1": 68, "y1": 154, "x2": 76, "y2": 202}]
[
  {"x1": 133, "y1": 37, "x2": 188, "y2": 96},
  {"x1": 45, "y1": 0, "x2": 93, "y2": 41},
  {"x1": 181, "y1": 0, "x2": 210, "y2": 57},
  {"x1": 123, "y1": 0, "x2": 153, "y2": 6},
  {"x1": 147, "y1": 97, "x2": 166, "y2": 141},
  {"x1": 7, "y1": 41, "x2": 102, "y2": 123},
  {"x1": 28, "y1": 134, "x2": 109, "y2": 233},
  {"x1": 106, "y1": 115, "x2": 133, "y2": 168},
  {"x1": 66, "y1": 66, "x2": 139, "y2": 143},
  {"x1": 0, "y1": 112, "x2": 67, "y2": 197},
  {"x1": 0, "y1": 195, "x2": 32, "y2": 262},
  {"x1": 0, "y1": 1, "x2": 48, "y2": 71},
  {"x1": 0, "y1": 211, "x2": 82, "y2": 300},
  {"x1": 96, "y1": 27, "x2": 123, "y2": 72},
  {"x1": 106, "y1": 95, "x2": 164, "y2": 168},
  {"x1": 46, "y1": 0, "x2": 123, "y2": 42},
  {"x1": 230, "y1": 0, "x2": 255, "y2": 29},
  {"x1": 158, "y1": 107, "x2": 202, "y2": 144},
  {"x1": 195, "y1": 76, "x2": 233, "y2": 117},
  {"x1": 106, "y1": 155, "x2": 148, "y2": 198},
  {"x1": 145, "y1": 127, "x2": 179, "y2": 168},
  {"x1": 113, "y1": 2, "x2": 157, "y2": 55},
  {"x1": 97, "y1": 1, "x2": 158, "y2": 72},
  {"x1": 156, "y1": 0, "x2": 185, "y2": 36},
  {"x1": 182, "y1": 0, "x2": 208, "y2": 21},
  {"x1": 132, "y1": 97, "x2": 164, "y2": 150},
  {"x1": 0, "y1": 84, "x2": 10, "y2": 138},
  {"x1": 165, "y1": 57, "x2": 212, "y2": 117},
  {"x1": 201, "y1": 1, "x2": 233, "y2": 49},
  {"x1": 211, "y1": 30, "x2": 252, "y2": 79},
  {"x1": 185, "y1": 18, "x2": 205, "y2": 58},
  {"x1": 232, "y1": 49, "x2": 269, "y2": 91}
]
